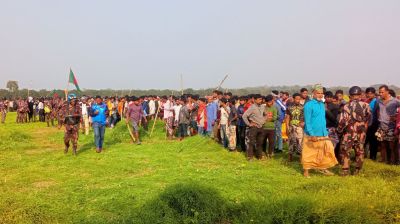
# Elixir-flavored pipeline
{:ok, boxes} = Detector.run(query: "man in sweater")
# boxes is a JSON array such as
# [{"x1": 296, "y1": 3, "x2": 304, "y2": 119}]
[
  {"x1": 126, "y1": 96, "x2": 146, "y2": 145},
  {"x1": 242, "y1": 94, "x2": 266, "y2": 161},
  {"x1": 376, "y1": 85, "x2": 400, "y2": 164},
  {"x1": 178, "y1": 97, "x2": 190, "y2": 141}
]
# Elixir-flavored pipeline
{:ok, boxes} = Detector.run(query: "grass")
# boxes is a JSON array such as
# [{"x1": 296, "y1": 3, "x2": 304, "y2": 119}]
[{"x1": 1, "y1": 112, "x2": 400, "y2": 223}]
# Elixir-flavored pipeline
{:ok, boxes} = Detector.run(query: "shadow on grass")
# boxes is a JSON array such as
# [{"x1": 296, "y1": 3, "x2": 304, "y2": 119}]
[
  {"x1": 77, "y1": 142, "x2": 94, "y2": 155},
  {"x1": 0, "y1": 182, "x2": 393, "y2": 223}
]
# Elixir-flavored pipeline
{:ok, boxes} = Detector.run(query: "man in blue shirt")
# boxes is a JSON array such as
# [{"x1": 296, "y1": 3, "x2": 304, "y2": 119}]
[
  {"x1": 206, "y1": 96, "x2": 218, "y2": 137},
  {"x1": 272, "y1": 90, "x2": 286, "y2": 153},
  {"x1": 304, "y1": 90, "x2": 328, "y2": 138},
  {"x1": 90, "y1": 96, "x2": 108, "y2": 153},
  {"x1": 302, "y1": 84, "x2": 338, "y2": 177}
]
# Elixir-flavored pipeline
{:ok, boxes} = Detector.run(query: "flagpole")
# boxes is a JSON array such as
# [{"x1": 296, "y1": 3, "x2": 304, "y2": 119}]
[
  {"x1": 180, "y1": 74, "x2": 183, "y2": 95},
  {"x1": 66, "y1": 68, "x2": 70, "y2": 101}
]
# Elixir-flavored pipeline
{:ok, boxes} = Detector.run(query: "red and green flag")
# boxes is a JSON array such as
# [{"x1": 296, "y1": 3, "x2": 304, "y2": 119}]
[{"x1": 68, "y1": 68, "x2": 81, "y2": 92}]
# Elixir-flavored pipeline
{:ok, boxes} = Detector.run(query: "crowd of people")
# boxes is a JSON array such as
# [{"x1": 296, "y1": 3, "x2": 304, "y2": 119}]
[{"x1": 1, "y1": 84, "x2": 400, "y2": 177}]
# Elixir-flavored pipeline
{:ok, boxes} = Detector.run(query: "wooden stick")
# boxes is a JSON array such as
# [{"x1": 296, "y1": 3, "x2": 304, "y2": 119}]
[
  {"x1": 216, "y1": 75, "x2": 229, "y2": 90},
  {"x1": 126, "y1": 121, "x2": 136, "y2": 142},
  {"x1": 150, "y1": 102, "x2": 160, "y2": 137}
]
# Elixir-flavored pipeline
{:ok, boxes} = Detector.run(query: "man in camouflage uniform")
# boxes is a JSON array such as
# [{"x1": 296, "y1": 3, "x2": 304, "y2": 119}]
[
  {"x1": 57, "y1": 99, "x2": 65, "y2": 129},
  {"x1": 16, "y1": 98, "x2": 26, "y2": 123},
  {"x1": 62, "y1": 94, "x2": 82, "y2": 155},
  {"x1": 285, "y1": 93, "x2": 304, "y2": 162},
  {"x1": 0, "y1": 98, "x2": 7, "y2": 123},
  {"x1": 337, "y1": 86, "x2": 371, "y2": 176},
  {"x1": 23, "y1": 99, "x2": 29, "y2": 123},
  {"x1": 50, "y1": 98, "x2": 59, "y2": 127}
]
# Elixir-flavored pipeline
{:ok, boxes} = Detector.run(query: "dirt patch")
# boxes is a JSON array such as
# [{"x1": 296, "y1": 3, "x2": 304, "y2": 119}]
[
  {"x1": 193, "y1": 162, "x2": 221, "y2": 170},
  {"x1": 128, "y1": 168, "x2": 154, "y2": 178},
  {"x1": 32, "y1": 180, "x2": 57, "y2": 189},
  {"x1": 25, "y1": 147, "x2": 60, "y2": 155}
]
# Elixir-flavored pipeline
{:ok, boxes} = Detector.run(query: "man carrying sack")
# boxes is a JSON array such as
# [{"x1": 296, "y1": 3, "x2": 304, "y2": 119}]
[{"x1": 302, "y1": 84, "x2": 338, "y2": 178}]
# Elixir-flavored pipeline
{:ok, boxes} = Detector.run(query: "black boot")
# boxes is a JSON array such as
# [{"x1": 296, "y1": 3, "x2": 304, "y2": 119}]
[{"x1": 73, "y1": 147, "x2": 77, "y2": 156}]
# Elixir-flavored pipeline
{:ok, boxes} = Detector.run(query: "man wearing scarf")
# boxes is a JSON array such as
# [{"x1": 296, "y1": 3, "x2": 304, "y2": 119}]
[{"x1": 302, "y1": 84, "x2": 338, "y2": 177}]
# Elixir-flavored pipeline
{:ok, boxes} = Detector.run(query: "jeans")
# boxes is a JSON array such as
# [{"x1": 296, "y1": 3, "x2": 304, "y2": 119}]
[
  {"x1": 178, "y1": 123, "x2": 188, "y2": 138},
  {"x1": 198, "y1": 126, "x2": 206, "y2": 136},
  {"x1": 220, "y1": 124, "x2": 228, "y2": 148},
  {"x1": 109, "y1": 113, "x2": 117, "y2": 127},
  {"x1": 93, "y1": 122, "x2": 105, "y2": 149},
  {"x1": 274, "y1": 121, "x2": 283, "y2": 151}
]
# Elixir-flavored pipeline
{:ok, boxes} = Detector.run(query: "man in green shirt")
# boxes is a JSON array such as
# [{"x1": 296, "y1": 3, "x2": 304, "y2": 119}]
[{"x1": 263, "y1": 95, "x2": 278, "y2": 158}]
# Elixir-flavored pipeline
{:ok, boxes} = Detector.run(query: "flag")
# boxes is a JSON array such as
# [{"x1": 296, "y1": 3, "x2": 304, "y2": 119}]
[
  {"x1": 49, "y1": 89, "x2": 59, "y2": 98},
  {"x1": 68, "y1": 68, "x2": 81, "y2": 92}
]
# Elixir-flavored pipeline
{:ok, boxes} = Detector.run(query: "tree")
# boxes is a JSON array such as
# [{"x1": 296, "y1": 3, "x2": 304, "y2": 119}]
[{"x1": 6, "y1": 80, "x2": 19, "y2": 93}]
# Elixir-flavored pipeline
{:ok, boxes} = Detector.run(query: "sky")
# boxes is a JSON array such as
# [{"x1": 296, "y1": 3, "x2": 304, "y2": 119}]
[{"x1": 1, "y1": 0, "x2": 399, "y2": 90}]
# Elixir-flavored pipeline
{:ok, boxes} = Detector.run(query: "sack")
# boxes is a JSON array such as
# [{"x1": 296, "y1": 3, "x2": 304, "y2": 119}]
[{"x1": 64, "y1": 115, "x2": 81, "y2": 125}]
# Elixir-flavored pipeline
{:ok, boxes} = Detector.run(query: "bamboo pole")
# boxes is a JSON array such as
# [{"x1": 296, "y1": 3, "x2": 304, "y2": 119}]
[
  {"x1": 180, "y1": 74, "x2": 183, "y2": 95},
  {"x1": 216, "y1": 75, "x2": 229, "y2": 90},
  {"x1": 149, "y1": 102, "x2": 160, "y2": 137}
]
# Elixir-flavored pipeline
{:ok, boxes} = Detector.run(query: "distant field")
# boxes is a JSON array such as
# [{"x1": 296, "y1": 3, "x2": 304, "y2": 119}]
[{"x1": 0, "y1": 112, "x2": 399, "y2": 223}]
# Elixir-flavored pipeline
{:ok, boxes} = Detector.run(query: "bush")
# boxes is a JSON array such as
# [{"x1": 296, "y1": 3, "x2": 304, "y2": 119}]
[{"x1": 136, "y1": 182, "x2": 227, "y2": 224}]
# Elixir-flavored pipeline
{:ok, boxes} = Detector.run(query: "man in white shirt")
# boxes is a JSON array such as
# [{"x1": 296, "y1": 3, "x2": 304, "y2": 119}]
[
  {"x1": 38, "y1": 99, "x2": 44, "y2": 122},
  {"x1": 81, "y1": 97, "x2": 90, "y2": 135},
  {"x1": 149, "y1": 96, "x2": 156, "y2": 119},
  {"x1": 173, "y1": 98, "x2": 182, "y2": 134},
  {"x1": 163, "y1": 96, "x2": 175, "y2": 139}
]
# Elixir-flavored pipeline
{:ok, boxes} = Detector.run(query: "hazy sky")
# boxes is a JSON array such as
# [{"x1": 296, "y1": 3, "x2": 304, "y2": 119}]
[{"x1": 1, "y1": 0, "x2": 399, "y2": 90}]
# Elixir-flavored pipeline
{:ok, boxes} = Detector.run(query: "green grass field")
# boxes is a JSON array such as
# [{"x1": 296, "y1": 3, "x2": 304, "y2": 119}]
[{"x1": 1, "y1": 112, "x2": 400, "y2": 223}]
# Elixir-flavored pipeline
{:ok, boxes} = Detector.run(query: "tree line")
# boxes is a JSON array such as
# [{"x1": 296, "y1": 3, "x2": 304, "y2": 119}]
[{"x1": 1, "y1": 80, "x2": 398, "y2": 99}]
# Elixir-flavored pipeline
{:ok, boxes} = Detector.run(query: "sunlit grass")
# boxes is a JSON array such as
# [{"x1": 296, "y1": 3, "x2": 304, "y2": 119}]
[{"x1": 0, "y1": 112, "x2": 399, "y2": 223}]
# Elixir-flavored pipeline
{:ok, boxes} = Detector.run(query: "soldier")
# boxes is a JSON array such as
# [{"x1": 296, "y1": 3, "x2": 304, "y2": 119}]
[
  {"x1": 50, "y1": 98, "x2": 59, "y2": 127},
  {"x1": 337, "y1": 86, "x2": 371, "y2": 176},
  {"x1": 0, "y1": 98, "x2": 7, "y2": 123},
  {"x1": 57, "y1": 99, "x2": 65, "y2": 129},
  {"x1": 62, "y1": 94, "x2": 82, "y2": 155},
  {"x1": 16, "y1": 98, "x2": 24, "y2": 123},
  {"x1": 23, "y1": 99, "x2": 29, "y2": 123}
]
